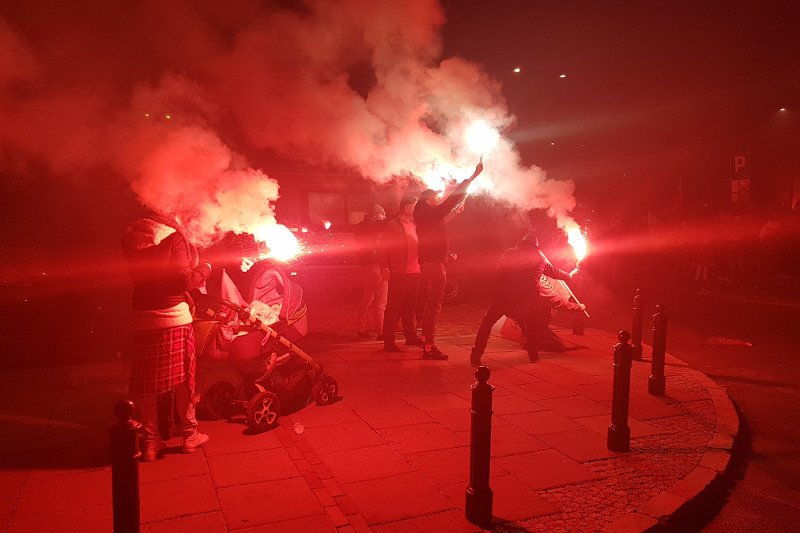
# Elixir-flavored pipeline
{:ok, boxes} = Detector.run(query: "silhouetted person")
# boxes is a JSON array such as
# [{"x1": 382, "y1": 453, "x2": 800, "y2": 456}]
[
  {"x1": 470, "y1": 233, "x2": 577, "y2": 366},
  {"x1": 355, "y1": 204, "x2": 387, "y2": 340},
  {"x1": 122, "y1": 212, "x2": 210, "y2": 461},
  {"x1": 379, "y1": 196, "x2": 424, "y2": 353},
  {"x1": 413, "y1": 161, "x2": 483, "y2": 359}
]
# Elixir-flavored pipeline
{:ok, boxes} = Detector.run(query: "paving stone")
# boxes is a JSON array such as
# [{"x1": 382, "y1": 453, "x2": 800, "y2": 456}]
[
  {"x1": 303, "y1": 421, "x2": 386, "y2": 454},
  {"x1": 313, "y1": 487, "x2": 336, "y2": 507},
  {"x1": 325, "y1": 504, "x2": 350, "y2": 527},
  {"x1": 236, "y1": 513, "x2": 337, "y2": 532},
  {"x1": 564, "y1": 382, "x2": 615, "y2": 402},
  {"x1": 637, "y1": 490, "x2": 685, "y2": 519},
  {"x1": 0, "y1": 496, "x2": 14, "y2": 529},
  {"x1": 493, "y1": 450, "x2": 601, "y2": 490},
  {"x1": 219, "y1": 476, "x2": 324, "y2": 528},
  {"x1": 342, "y1": 471, "x2": 455, "y2": 525},
  {"x1": 536, "y1": 429, "x2": 626, "y2": 461},
  {"x1": 483, "y1": 366, "x2": 543, "y2": 387},
  {"x1": 353, "y1": 401, "x2": 434, "y2": 429},
  {"x1": 491, "y1": 394, "x2": 546, "y2": 415},
  {"x1": 207, "y1": 447, "x2": 299, "y2": 487},
  {"x1": 602, "y1": 511, "x2": 660, "y2": 532},
  {"x1": 537, "y1": 395, "x2": 611, "y2": 418},
  {"x1": 402, "y1": 392, "x2": 471, "y2": 412},
  {"x1": 505, "y1": 382, "x2": 576, "y2": 401},
  {"x1": 372, "y1": 508, "x2": 480, "y2": 532},
  {"x1": 490, "y1": 423, "x2": 550, "y2": 457},
  {"x1": 441, "y1": 475, "x2": 559, "y2": 520},
  {"x1": 378, "y1": 422, "x2": 467, "y2": 455},
  {"x1": 15, "y1": 468, "x2": 112, "y2": 515},
  {"x1": 537, "y1": 370, "x2": 603, "y2": 387},
  {"x1": 334, "y1": 494, "x2": 360, "y2": 515},
  {"x1": 378, "y1": 378, "x2": 449, "y2": 396},
  {"x1": 8, "y1": 504, "x2": 113, "y2": 532},
  {"x1": 0, "y1": 450, "x2": 35, "y2": 498},
  {"x1": 319, "y1": 444, "x2": 414, "y2": 483},
  {"x1": 323, "y1": 477, "x2": 345, "y2": 496},
  {"x1": 288, "y1": 402, "x2": 361, "y2": 429},
  {"x1": 623, "y1": 394, "x2": 684, "y2": 420},
  {"x1": 501, "y1": 410, "x2": 585, "y2": 435},
  {"x1": 404, "y1": 446, "x2": 505, "y2": 485},
  {"x1": 202, "y1": 421, "x2": 282, "y2": 456},
  {"x1": 141, "y1": 510, "x2": 227, "y2": 532},
  {"x1": 573, "y1": 414, "x2": 665, "y2": 438},
  {"x1": 133, "y1": 445, "x2": 206, "y2": 483},
  {"x1": 140, "y1": 474, "x2": 220, "y2": 523}
]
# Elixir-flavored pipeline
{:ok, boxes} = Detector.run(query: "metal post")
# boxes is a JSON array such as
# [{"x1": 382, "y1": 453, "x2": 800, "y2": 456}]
[
  {"x1": 607, "y1": 331, "x2": 633, "y2": 452},
  {"x1": 631, "y1": 289, "x2": 643, "y2": 361},
  {"x1": 649, "y1": 304, "x2": 668, "y2": 396},
  {"x1": 572, "y1": 319, "x2": 584, "y2": 336},
  {"x1": 465, "y1": 366, "x2": 494, "y2": 528},
  {"x1": 109, "y1": 400, "x2": 141, "y2": 533}
]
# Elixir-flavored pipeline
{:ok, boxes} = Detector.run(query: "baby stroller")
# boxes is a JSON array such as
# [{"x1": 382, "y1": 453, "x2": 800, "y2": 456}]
[{"x1": 194, "y1": 260, "x2": 338, "y2": 430}]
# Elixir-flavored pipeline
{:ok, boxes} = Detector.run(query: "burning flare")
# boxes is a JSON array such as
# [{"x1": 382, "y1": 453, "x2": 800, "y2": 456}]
[
  {"x1": 464, "y1": 119, "x2": 500, "y2": 156},
  {"x1": 566, "y1": 227, "x2": 588, "y2": 263},
  {"x1": 253, "y1": 223, "x2": 302, "y2": 262}
]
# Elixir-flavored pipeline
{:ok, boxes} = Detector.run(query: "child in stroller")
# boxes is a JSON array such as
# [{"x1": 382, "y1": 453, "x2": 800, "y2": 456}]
[{"x1": 194, "y1": 259, "x2": 338, "y2": 430}]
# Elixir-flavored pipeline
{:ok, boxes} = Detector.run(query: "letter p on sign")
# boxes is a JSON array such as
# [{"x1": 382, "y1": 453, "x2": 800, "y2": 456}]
[{"x1": 734, "y1": 154, "x2": 747, "y2": 173}]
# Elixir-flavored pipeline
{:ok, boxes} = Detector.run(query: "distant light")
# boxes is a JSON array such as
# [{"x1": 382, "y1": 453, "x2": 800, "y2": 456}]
[
  {"x1": 144, "y1": 113, "x2": 150, "y2": 118},
  {"x1": 550, "y1": 142, "x2": 555, "y2": 146},
  {"x1": 513, "y1": 67, "x2": 521, "y2": 73},
  {"x1": 323, "y1": 221, "x2": 332, "y2": 230},
  {"x1": 779, "y1": 108, "x2": 787, "y2": 112},
  {"x1": 559, "y1": 73, "x2": 567, "y2": 78},
  {"x1": 165, "y1": 114, "x2": 171, "y2": 120},
  {"x1": 301, "y1": 227, "x2": 309, "y2": 233},
  {"x1": 290, "y1": 271, "x2": 297, "y2": 276}
]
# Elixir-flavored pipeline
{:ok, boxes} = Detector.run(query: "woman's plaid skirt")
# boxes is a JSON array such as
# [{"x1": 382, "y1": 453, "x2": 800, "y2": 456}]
[{"x1": 129, "y1": 324, "x2": 196, "y2": 397}]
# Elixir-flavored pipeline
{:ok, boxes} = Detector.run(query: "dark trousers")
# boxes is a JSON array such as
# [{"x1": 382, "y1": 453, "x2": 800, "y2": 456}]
[
  {"x1": 383, "y1": 273, "x2": 420, "y2": 346},
  {"x1": 420, "y1": 261, "x2": 447, "y2": 345},
  {"x1": 473, "y1": 296, "x2": 539, "y2": 355}
]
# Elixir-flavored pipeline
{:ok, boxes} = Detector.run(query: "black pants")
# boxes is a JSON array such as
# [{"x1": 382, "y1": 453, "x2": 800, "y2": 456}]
[
  {"x1": 383, "y1": 273, "x2": 420, "y2": 346},
  {"x1": 473, "y1": 296, "x2": 539, "y2": 355}
]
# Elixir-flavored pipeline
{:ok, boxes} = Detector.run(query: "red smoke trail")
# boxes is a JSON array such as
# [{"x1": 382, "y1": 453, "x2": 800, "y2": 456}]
[{"x1": 0, "y1": 1, "x2": 581, "y2": 248}]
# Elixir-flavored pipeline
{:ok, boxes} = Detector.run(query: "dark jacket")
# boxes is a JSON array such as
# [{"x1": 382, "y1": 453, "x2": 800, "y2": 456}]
[
  {"x1": 493, "y1": 242, "x2": 571, "y2": 303},
  {"x1": 122, "y1": 215, "x2": 208, "y2": 311},
  {"x1": 378, "y1": 215, "x2": 417, "y2": 274},
  {"x1": 354, "y1": 217, "x2": 385, "y2": 266},
  {"x1": 413, "y1": 183, "x2": 469, "y2": 263}
]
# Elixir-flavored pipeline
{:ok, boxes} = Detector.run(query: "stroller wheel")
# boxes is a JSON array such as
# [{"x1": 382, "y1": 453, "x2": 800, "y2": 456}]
[
  {"x1": 247, "y1": 391, "x2": 281, "y2": 430},
  {"x1": 312, "y1": 376, "x2": 339, "y2": 406},
  {"x1": 201, "y1": 381, "x2": 237, "y2": 420}
]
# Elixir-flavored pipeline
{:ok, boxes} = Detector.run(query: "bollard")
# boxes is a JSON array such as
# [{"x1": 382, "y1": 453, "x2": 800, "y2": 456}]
[
  {"x1": 630, "y1": 289, "x2": 643, "y2": 361},
  {"x1": 572, "y1": 319, "x2": 584, "y2": 336},
  {"x1": 607, "y1": 331, "x2": 633, "y2": 452},
  {"x1": 648, "y1": 304, "x2": 668, "y2": 396},
  {"x1": 465, "y1": 366, "x2": 494, "y2": 528},
  {"x1": 109, "y1": 400, "x2": 141, "y2": 533}
]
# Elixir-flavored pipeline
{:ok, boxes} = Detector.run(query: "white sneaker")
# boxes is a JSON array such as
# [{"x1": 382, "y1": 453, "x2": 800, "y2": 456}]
[{"x1": 182, "y1": 432, "x2": 209, "y2": 453}]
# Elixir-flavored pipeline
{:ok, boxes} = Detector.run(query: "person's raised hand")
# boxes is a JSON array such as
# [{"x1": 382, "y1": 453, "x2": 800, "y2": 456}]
[
  {"x1": 569, "y1": 268, "x2": 580, "y2": 278},
  {"x1": 578, "y1": 303, "x2": 587, "y2": 312}
]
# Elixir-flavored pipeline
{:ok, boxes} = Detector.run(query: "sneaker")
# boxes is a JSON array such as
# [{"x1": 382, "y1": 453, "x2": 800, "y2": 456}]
[
  {"x1": 422, "y1": 346, "x2": 448, "y2": 360},
  {"x1": 140, "y1": 439, "x2": 165, "y2": 462},
  {"x1": 469, "y1": 348, "x2": 482, "y2": 367},
  {"x1": 383, "y1": 344, "x2": 401, "y2": 353},
  {"x1": 405, "y1": 337, "x2": 425, "y2": 347},
  {"x1": 356, "y1": 331, "x2": 370, "y2": 341},
  {"x1": 527, "y1": 350, "x2": 539, "y2": 363},
  {"x1": 182, "y1": 432, "x2": 210, "y2": 454}
]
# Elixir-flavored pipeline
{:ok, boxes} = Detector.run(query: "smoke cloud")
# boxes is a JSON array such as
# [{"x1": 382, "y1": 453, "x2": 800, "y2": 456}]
[{"x1": 0, "y1": 0, "x2": 579, "y2": 244}]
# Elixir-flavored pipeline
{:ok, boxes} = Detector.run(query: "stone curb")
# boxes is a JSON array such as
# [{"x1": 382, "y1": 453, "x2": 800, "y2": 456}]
[{"x1": 602, "y1": 354, "x2": 741, "y2": 532}]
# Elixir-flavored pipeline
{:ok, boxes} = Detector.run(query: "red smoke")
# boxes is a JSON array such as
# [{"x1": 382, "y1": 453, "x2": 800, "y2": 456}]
[{"x1": 0, "y1": 1, "x2": 580, "y2": 245}]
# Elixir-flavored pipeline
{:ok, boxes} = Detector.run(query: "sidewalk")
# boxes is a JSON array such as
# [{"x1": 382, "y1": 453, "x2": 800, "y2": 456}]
[{"x1": 0, "y1": 326, "x2": 738, "y2": 532}]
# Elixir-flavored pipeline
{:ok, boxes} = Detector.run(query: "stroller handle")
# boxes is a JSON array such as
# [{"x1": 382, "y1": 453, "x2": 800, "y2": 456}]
[{"x1": 202, "y1": 295, "x2": 321, "y2": 372}]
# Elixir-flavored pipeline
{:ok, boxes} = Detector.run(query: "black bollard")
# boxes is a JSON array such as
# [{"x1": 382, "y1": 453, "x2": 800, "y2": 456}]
[
  {"x1": 608, "y1": 331, "x2": 633, "y2": 452},
  {"x1": 465, "y1": 366, "x2": 494, "y2": 528},
  {"x1": 648, "y1": 304, "x2": 668, "y2": 396},
  {"x1": 572, "y1": 319, "x2": 584, "y2": 336},
  {"x1": 109, "y1": 400, "x2": 141, "y2": 533},
  {"x1": 630, "y1": 289, "x2": 643, "y2": 361}
]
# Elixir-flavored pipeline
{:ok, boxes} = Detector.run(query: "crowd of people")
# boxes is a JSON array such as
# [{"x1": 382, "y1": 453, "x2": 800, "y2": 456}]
[
  {"x1": 120, "y1": 162, "x2": 592, "y2": 463},
  {"x1": 353, "y1": 160, "x2": 586, "y2": 364}
]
